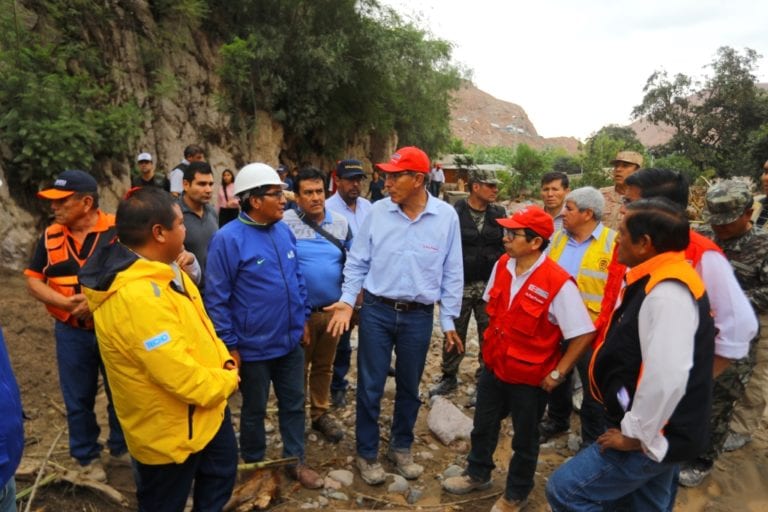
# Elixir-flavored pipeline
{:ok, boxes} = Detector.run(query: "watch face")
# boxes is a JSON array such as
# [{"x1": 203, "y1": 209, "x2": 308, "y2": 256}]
[{"x1": 550, "y1": 370, "x2": 561, "y2": 380}]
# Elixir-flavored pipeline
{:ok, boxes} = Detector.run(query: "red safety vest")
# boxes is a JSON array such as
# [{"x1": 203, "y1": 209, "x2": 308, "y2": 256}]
[{"x1": 483, "y1": 254, "x2": 572, "y2": 386}]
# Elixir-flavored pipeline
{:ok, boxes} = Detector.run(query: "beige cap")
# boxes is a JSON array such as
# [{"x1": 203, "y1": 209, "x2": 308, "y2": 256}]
[{"x1": 610, "y1": 151, "x2": 643, "y2": 167}]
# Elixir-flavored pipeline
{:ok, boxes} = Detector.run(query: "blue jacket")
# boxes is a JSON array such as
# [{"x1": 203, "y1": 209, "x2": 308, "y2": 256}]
[
  {"x1": 204, "y1": 213, "x2": 309, "y2": 362},
  {"x1": 0, "y1": 327, "x2": 24, "y2": 487}
]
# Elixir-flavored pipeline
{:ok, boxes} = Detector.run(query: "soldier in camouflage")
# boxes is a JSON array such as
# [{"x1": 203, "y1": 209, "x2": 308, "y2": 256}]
[
  {"x1": 599, "y1": 151, "x2": 643, "y2": 229},
  {"x1": 429, "y1": 169, "x2": 506, "y2": 403},
  {"x1": 679, "y1": 180, "x2": 768, "y2": 487}
]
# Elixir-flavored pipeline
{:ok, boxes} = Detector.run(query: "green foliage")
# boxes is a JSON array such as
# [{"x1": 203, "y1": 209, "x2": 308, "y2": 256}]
[
  {"x1": 633, "y1": 46, "x2": 768, "y2": 177},
  {"x1": 649, "y1": 153, "x2": 703, "y2": 183},
  {"x1": 580, "y1": 125, "x2": 645, "y2": 188},
  {"x1": 0, "y1": 9, "x2": 142, "y2": 196},
  {"x1": 214, "y1": 0, "x2": 463, "y2": 159}
]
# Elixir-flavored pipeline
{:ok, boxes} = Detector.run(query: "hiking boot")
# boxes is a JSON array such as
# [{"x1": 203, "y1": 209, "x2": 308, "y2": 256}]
[
  {"x1": 538, "y1": 418, "x2": 569, "y2": 443},
  {"x1": 286, "y1": 463, "x2": 323, "y2": 489},
  {"x1": 311, "y1": 413, "x2": 343, "y2": 443},
  {"x1": 331, "y1": 388, "x2": 347, "y2": 408},
  {"x1": 356, "y1": 456, "x2": 386, "y2": 485},
  {"x1": 429, "y1": 375, "x2": 458, "y2": 397},
  {"x1": 79, "y1": 459, "x2": 107, "y2": 482},
  {"x1": 491, "y1": 496, "x2": 529, "y2": 512},
  {"x1": 387, "y1": 448, "x2": 423, "y2": 479},
  {"x1": 108, "y1": 451, "x2": 132, "y2": 467},
  {"x1": 723, "y1": 431, "x2": 751, "y2": 452},
  {"x1": 442, "y1": 473, "x2": 492, "y2": 495},
  {"x1": 678, "y1": 464, "x2": 712, "y2": 488}
]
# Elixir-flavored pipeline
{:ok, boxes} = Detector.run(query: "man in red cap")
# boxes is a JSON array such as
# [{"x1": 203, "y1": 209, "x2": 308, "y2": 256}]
[
  {"x1": 442, "y1": 205, "x2": 595, "y2": 512},
  {"x1": 327, "y1": 146, "x2": 463, "y2": 485},
  {"x1": 24, "y1": 170, "x2": 127, "y2": 482}
]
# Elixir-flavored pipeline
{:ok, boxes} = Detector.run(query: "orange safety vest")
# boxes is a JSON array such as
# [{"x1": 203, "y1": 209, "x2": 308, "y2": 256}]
[
  {"x1": 42, "y1": 212, "x2": 116, "y2": 329},
  {"x1": 483, "y1": 254, "x2": 572, "y2": 386}
]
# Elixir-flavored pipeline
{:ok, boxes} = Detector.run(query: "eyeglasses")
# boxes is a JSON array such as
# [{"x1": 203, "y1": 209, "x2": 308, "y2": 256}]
[
  {"x1": 384, "y1": 171, "x2": 416, "y2": 181},
  {"x1": 260, "y1": 191, "x2": 284, "y2": 199},
  {"x1": 504, "y1": 229, "x2": 528, "y2": 239}
]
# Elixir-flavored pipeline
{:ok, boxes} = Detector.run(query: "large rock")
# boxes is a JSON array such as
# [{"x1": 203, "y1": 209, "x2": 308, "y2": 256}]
[{"x1": 427, "y1": 396, "x2": 473, "y2": 445}]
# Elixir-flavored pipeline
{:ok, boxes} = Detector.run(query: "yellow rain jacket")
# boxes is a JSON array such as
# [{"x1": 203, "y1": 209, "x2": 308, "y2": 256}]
[{"x1": 81, "y1": 243, "x2": 238, "y2": 464}]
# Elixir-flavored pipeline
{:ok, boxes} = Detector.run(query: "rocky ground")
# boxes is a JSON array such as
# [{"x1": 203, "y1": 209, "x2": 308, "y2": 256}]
[{"x1": 3, "y1": 267, "x2": 768, "y2": 511}]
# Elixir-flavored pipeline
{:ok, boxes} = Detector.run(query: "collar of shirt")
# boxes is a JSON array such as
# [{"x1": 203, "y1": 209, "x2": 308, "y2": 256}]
[{"x1": 385, "y1": 190, "x2": 440, "y2": 221}]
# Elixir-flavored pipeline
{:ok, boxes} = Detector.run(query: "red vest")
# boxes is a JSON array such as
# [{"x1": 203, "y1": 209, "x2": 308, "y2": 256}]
[
  {"x1": 483, "y1": 254, "x2": 572, "y2": 386},
  {"x1": 685, "y1": 230, "x2": 724, "y2": 267}
]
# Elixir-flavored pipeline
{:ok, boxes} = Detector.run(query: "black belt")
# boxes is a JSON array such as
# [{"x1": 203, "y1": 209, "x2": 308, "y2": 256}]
[{"x1": 368, "y1": 292, "x2": 433, "y2": 312}]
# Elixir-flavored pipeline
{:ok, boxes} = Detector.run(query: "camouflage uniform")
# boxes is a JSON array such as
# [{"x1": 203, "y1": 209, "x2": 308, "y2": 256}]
[
  {"x1": 599, "y1": 187, "x2": 623, "y2": 230},
  {"x1": 696, "y1": 182, "x2": 768, "y2": 465}
]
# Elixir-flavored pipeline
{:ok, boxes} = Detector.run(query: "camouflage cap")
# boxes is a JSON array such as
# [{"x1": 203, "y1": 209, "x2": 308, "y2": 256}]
[
  {"x1": 468, "y1": 168, "x2": 501, "y2": 185},
  {"x1": 610, "y1": 151, "x2": 643, "y2": 167},
  {"x1": 704, "y1": 180, "x2": 753, "y2": 226}
]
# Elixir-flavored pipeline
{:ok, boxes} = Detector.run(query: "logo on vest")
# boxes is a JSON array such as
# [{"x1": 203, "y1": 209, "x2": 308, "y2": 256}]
[
  {"x1": 525, "y1": 284, "x2": 549, "y2": 304},
  {"x1": 143, "y1": 331, "x2": 171, "y2": 351}
]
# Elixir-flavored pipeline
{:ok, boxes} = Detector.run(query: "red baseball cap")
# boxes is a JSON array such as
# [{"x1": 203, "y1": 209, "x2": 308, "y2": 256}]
[
  {"x1": 497, "y1": 205, "x2": 554, "y2": 240},
  {"x1": 375, "y1": 146, "x2": 430, "y2": 174}
]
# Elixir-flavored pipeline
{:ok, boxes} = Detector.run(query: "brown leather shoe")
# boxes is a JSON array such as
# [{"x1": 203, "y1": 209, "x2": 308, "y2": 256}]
[{"x1": 286, "y1": 463, "x2": 323, "y2": 489}]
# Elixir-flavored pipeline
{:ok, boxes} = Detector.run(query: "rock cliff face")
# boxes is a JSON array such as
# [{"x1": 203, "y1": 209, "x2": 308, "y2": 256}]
[{"x1": 0, "y1": 1, "x2": 396, "y2": 269}]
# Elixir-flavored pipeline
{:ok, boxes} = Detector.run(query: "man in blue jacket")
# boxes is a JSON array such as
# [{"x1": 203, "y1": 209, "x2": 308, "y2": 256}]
[
  {"x1": 0, "y1": 326, "x2": 24, "y2": 512},
  {"x1": 204, "y1": 163, "x2": 322, "y2": 489}
]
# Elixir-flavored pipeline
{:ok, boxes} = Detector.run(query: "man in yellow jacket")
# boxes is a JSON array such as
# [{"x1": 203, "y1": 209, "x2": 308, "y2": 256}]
[{"x1": 80, "y1": 187, "x2": 239, "y2": 512}]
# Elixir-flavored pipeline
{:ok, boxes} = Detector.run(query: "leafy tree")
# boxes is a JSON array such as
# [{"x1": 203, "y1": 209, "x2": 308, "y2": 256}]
[
  {"x1": 0, "y1": 5, "x2": 141, "y2": 201},
  {"x1": 633, "y1": 46, "x2": 768, "y2": 177},
  {"x1": 215, "y1": 0, "x2": 463, "y2": 159}
]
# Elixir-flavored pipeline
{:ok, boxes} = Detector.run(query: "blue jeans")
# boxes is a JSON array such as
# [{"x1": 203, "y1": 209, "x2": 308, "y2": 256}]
[
  {"x1": 0, "y1": 478, "x2": 15, "y2": 512},
  {"x1": 356, "y1": 292, "x2": 434, "y2": 459},
  {"x1": 238, "y1": 345, "x2": 305, "y2": 462},
  {"x1": 133, "y1": 408, "x2": 237, "y2": 512},
  {"x1": 331, "y1": 328, "x2": 353, "y2": 393},
  {"x1": 546, "y1": 442, "x2": 677, "y2": 511},
  {"x1": 467, "y1": 368, "x2": 548, "y2": 501},
  {"x1": 55, "y1": 321, "x2": 126, "y2": 464}
]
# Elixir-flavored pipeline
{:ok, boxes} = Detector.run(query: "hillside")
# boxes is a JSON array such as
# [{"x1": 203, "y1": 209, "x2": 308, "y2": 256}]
[{"x1": 450, "y1": 83, "x2": 581, "y2": 154}]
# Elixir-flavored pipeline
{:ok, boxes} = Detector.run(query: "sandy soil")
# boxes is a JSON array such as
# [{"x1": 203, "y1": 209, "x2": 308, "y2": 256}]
[{"x1": 2, "y1": 267, "x2": 767, "y2": 511}]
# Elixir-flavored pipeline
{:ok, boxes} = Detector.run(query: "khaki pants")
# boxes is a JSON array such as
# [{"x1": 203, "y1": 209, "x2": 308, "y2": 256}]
[
  {"x1": 304, "y1": 311, "x2": 341, "y2": 420},
  {"x1": 730, "y1": 314, "x2": 768, "y2": 433}
]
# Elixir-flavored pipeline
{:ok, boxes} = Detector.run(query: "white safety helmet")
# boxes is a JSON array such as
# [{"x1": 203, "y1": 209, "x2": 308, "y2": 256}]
[{"x1": 233, "y1": 163, "x2": 287, "y2": 196}]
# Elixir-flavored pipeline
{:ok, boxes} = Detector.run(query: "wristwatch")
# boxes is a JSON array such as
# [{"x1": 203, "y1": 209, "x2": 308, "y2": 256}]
[{"x1": 549, "y1": 369, "x2": 563, "y2": 382}]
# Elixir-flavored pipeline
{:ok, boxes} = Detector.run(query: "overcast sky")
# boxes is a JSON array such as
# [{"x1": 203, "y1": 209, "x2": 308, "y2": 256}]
[{"x1": 380, "y1": 0, "x2": 768, "y2": 141}]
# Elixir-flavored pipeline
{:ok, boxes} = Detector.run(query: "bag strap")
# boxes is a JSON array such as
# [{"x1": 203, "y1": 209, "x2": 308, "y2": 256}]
[{"x1": 296, "y1": 209, "x2": 348, "y2": 264}]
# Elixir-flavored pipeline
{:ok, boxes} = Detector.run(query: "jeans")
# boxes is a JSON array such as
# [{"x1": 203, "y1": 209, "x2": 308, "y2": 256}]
[
  {"x1": 332, "y1": 329, "x2": 353, "y2": 393},
  {"x1": 356, "y1": 292, "x2": 434, "y2": 459},
  {"x1": 304, "y1": 311, "x2": 341, "y2": 420},
  {"x1": 546, "y1": 442, "x2": 677, "y2": 511},
  {"x1": 466, "y1": 368, "x2": 548, "y2": 501},
  {"x1": 239, "y1": 345, "x2": 305, "y2": 462},
  {"x1": 55, "y1": 321, "x2": 126, "y2": 464},
  {"x1": 0, "y1": 478, "x2": 15, "y2": 512},
  {"x1": 133, "y1": 409, "x2": 237, "y2": 512},
  {"x1": 546, "y1": 346, "x2": 606, "y2": 445}
]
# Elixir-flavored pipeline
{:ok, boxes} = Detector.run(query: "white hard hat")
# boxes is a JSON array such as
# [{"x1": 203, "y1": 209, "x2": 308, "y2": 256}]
[{"x1": 233, "y1": 163, "x2": 287, "y2": 196}]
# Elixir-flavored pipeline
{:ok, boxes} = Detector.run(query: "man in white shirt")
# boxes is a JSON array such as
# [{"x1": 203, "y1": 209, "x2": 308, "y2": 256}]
[{"x1": 547, "y1": 197, "x2": 716, "y2": 511}]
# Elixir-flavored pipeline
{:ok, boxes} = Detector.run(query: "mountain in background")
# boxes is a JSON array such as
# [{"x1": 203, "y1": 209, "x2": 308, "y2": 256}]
[{"x1": 450, "y1": 82, "x2": 581, "y2": 154}]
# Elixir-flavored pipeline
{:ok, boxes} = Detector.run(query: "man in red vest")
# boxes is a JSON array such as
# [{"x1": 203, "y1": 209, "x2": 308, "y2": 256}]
[
  {"x1": 442, "y1": 205, "x2": 595, "y2": 512},
  {"x1": 24, "y1": 170, "x2": 127, "y2": 482}
]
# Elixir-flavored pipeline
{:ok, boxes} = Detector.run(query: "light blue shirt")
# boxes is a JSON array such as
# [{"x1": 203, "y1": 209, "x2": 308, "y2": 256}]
[
  {"x1": 340, "y1": 194, "x2": 464, "y2": 332},
  {"x1": 553, "y1": 223, "x2": 606, "y2": 278},
  {"x1": 326, "y1": 192, "x2": 372, "y2": 236}
]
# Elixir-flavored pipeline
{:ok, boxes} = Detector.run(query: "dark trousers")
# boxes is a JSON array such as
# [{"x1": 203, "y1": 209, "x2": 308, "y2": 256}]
[
  {"x1": 467, "y1": 368, "x2": 548, "y2": 501},
  {"x1": 545, "y1": 346, "x2": 605, "y2": 445},
  {"x1": 133, "y1": 408, "x2": 237, "y2": 512},
  {"x1": 331, "y1": 328, "x2": 353, "y2": 393}
]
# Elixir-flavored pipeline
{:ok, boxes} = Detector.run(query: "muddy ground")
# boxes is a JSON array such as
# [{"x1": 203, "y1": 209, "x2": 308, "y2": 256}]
[{"x1": 3, "y1": 267, "x2": 768, "y2": 511}]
